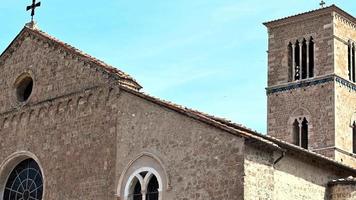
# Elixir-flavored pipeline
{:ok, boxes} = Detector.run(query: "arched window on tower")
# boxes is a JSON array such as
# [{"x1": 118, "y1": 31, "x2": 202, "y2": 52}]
[
  {"x1": 348, "y1": 42, "x2": 352, "y2": 81},
  {"x1": 309, "y1": 37, "x2": 314, "y2": 78},
  {"x1": 352, "y1": 44, "x2": 355, "y2": 83},
  {"x1": 301, "y1": 118, "x2": 309, "y2": 149},
  {"x1": 349, "y1": 42, "x2": 356, "y2": 83},
  {"x1": 293, "y1": 119, "x2": 300, "y2": 146},
  {"x1": 288, "y1": 37, "x2": 314, "y2": 81},
  {"x1": 292, "y1": 117, "x2": 309, "y2": 149},
  {"x1": 294, "y1": 40, "x2": 301, "y2": 81},
  {"x1": 288, "y1": 42, "x2": 293, "y2": 82},
  {"x1": 302, "y1": 39, "x2": 308, "y2": 79},
  {"x1": 353, "y1": 121, "x2": 356, "y2": 154}
]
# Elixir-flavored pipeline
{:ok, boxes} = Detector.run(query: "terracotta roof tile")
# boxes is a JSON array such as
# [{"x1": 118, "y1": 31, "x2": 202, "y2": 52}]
[{"x1": 121, "y1": 85, "x2": 356, "y2": 174}]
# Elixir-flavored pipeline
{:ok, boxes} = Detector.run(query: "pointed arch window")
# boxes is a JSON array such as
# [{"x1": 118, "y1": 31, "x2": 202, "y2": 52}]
[
  {"x1": 353, "y1": 121, "x2": 356, "y2": 154},
  {"x1": 125, "y1": 168, "x2": 162, "y2": 200},
  {"x1": 348, "y1": 41, "x2": 356, "y2": 83},
  {"x1": 288, "y1": 37, "x2": 315, "y2": 81},
  {"x1": 292, "y1": 117, "x2": 309, "y2": 149}
]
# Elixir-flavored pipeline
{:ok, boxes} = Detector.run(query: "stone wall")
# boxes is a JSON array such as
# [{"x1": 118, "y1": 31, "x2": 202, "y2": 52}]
[
  {"x1": 267, "y1": 13, "x2": 334, "y2": 87},
  {"x1": 0, "y1": 30, "x2": 109, "y2": 114},
  {"x1": 329, "y1": 179, "x2": 356, "y2": 200},
  {"x1": 243, "y1": 144, "x2": 274, "y2": 199},
  {"x1": 244, "y1": 144, "x2": 356, "y2": 200},
  {"x1": 333, "y1": 13, "x2": 356, "y2": 80},
  {"x1": 0, "y1": 85, "x2": 120, "y2": 199},
  {"x1": 115, "y1": 91, "x2": 245, "y2": 200},
  {"x1": 267, "y1": 81, "x2": 335, "y2": 154}
]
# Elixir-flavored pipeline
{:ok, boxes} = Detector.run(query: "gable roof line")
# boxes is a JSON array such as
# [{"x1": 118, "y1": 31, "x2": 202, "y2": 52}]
[
  {"x1": 0, "y1": 25, "x2": 142, "y2": 91},
  {"x1": 120, "y1": 85, "x2": 356, "y2": 174},
  {"x1": 264, "y1": 4, "x2": 356, "y2": 27}
]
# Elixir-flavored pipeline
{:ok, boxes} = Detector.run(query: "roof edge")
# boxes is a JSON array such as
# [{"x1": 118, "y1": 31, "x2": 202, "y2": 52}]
[
  {"x1": 120, "y1": 85, "x2": 356, "y2": 174},
  {"x1": 0, "y1": 25, "x2": 143, "y2": 91},
  {"x1": 263, "y1": 5, "x2": 356, "y2": 28}
]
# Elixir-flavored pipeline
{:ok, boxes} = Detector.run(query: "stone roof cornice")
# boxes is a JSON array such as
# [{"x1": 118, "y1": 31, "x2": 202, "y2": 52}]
[{"x1": 264, "y1": 5, "x2": 356, "y2": 28}]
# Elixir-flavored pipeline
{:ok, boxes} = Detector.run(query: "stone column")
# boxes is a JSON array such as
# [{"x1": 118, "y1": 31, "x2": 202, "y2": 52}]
[
  {"x1": 292, "y1": 43, "x2": 296, "y2": 81},
  {"x1": 299, "y1": 41, "x2": 303, "y2": 80},
  {"x1": 298, "y1": 122, "x2": 302, "y2": 147},
  {"x1": 306, "y1": 40, "x2": 310, "y2": 78},
  {"x1": 142, "y1": 191, "x2": 147, "y2": 200}
]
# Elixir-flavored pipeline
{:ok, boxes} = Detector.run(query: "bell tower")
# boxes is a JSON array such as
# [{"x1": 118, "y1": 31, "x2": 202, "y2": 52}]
[{"x1": 264, "y1": 5, "x2": 356, "y2": 167}]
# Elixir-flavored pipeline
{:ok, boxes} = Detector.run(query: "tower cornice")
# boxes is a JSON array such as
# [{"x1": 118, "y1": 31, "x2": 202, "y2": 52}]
[
  {"x1": 266, "y1": 74, "x2": 356, "y2": 95},
  {"x1": 264, "y1": 5, "x2": 356, "y2": 28}
]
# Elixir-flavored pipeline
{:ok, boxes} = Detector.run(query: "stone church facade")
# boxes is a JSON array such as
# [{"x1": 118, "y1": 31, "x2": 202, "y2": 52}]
[{"x1": 0, "y1": 4, "x2": 355, "y2": 200}]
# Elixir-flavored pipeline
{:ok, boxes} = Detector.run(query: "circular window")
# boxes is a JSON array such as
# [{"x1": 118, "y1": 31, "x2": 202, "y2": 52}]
[
  {"x1": 15, "y1": 75, "x2": 33, "y2": 102},
  {"x1": 3, "y1": 159, "x2": 43, "y2": 200}
]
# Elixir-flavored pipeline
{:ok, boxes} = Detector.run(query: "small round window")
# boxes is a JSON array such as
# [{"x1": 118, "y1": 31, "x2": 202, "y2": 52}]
[{"x1": 15, "y1": 75, "x2": 33, "y2": 102}]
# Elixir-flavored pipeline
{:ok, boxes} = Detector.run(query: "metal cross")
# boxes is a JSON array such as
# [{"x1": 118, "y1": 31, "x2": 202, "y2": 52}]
[
  {"x1": 26, "y1": 0, "x2": 41, "y2": 22},
  {"x1": 320, "y1": 0, "x2": 326, "y2": 8}
]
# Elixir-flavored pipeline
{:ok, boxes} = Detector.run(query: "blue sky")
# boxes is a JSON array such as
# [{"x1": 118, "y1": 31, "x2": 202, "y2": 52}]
[{"x1": 1, "y1": 1, "x2": 355, "y2": 133}]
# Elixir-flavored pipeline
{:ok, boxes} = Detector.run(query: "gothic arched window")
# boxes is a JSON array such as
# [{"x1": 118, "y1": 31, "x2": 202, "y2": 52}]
[
  {"x1": 301, "y1": 118, "x2": 309, "y2": 149},
  {"x1": 349, "y1": 42, "x2": 356, "y2": 83},
  {"x1": 288, "y1": 37, "x2": 315, "y2": 81},
  {"x1": 353, "y1": 121, "x2": 356, "y2": 154},
  {"x1": 293, "y1": 119, "x2": 300, "y2": 146},
  {"x1": 126, "y1": 169, "x2": 161, "y2": 200},
  {"x1": 309, "y1": 37, "x2": 314, "y2": 78},
  {"x1": 292, "y1": 117, "x2": 309, "y2": 149},
  {"x1": 3, "y1": 159, "x2": 43, "y2": 200},
  {"x1": 288, "y1": 43, "x2": 293, "y2": 81}
]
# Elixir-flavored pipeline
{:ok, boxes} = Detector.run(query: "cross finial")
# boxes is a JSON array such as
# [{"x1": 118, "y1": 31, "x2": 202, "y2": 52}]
[
  {"x1": 320, "y1": 0, "x2": 326, "y2": 8},
  {"x1": 26, "y1": 0, "x2": 41, "y2": 22}
]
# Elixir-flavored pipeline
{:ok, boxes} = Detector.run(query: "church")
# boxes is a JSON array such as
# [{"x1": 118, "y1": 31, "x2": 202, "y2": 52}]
[{"x1": 0, "y1": 3, "x2": 355, "y2": 200}]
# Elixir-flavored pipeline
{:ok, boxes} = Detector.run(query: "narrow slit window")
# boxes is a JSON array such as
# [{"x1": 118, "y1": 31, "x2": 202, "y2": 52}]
[
  {"x1": 301, "y1": 118, "x2": 308, "y2": 149},
  {"x1": 352, "y1": 44, "x2": 355, "y2": 83},
  {"x1": 302, "y1": 39, "x2": 308, "y2": 79},
  {"x1": 295, "y1": 40, "x2": 300, "y2": 80},
  {"x1": 288, "y1": 42, "x2": 293, "y2": 82},
  {"x1": 353, "y1": 122, "x2": 356, "y2": 154},
  {"x1": 309, "y1": 37, "x2": 314, "y2": 78},
  {"x1": 293, "y1": 119, "x2": 300, "y2": 146},
  {"x1": 348, "y1": 42, "x2": 352, "y2": 81}
]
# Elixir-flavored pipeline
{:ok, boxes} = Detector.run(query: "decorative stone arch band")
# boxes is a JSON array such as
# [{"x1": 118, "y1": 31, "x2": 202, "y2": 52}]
[
  {"x1": 0, "y1": 151, "x2": 45, "y2": 200},
  {"x1": 117, "y1": 152, "x2": 170, "y2": 200}
]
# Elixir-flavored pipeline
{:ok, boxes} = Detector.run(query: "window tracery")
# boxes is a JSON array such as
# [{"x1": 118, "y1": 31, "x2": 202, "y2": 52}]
[
  {"x1": 3, "y1": 159, "x2": 43, "y2": 200},
  {"x1": 125, "y1": 168, "x2": 161, "y2": 200},
  {"x1": 292, "y1": 117, "x2": 309, "y2": 149}
]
